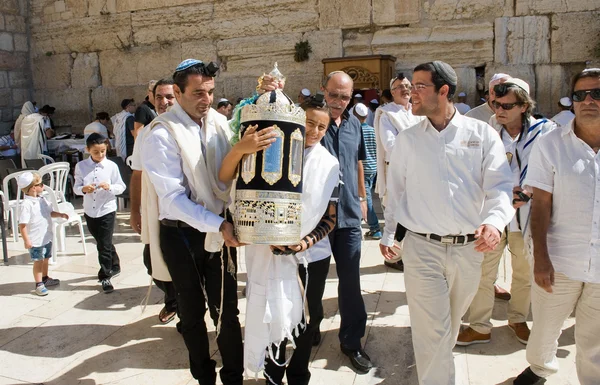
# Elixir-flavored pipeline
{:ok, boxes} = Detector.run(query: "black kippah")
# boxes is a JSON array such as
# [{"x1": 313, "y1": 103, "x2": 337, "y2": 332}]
[{"x1": 309, "y1": 92, "x2": 326, "y2": 108}]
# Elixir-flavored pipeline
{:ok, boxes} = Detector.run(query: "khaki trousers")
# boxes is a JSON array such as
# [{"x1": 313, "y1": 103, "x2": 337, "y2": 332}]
[
  {"x1": 403, "y1": 232, "x2": 483, "y2": 385},
  {"x1": 527, "y1": 273, "x2": 600, "y2": 385},
  {"x1": 467, "y1": 230, "x2": 531, "y2": 334}
]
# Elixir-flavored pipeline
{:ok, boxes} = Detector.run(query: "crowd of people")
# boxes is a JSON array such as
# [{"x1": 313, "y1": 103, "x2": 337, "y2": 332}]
[{"x1": 9, "y1": 57, "x2": 599, "y2": 385}]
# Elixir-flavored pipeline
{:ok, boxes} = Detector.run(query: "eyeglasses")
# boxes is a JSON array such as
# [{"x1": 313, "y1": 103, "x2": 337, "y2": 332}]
[
  {"x1": 411, "y1": 83, "x2": 435, "y2": 92},
  {"x1": 324, "y1": 90, "x2": 352, "y2": 102},
  {"x1": 392, "y1": 84, "x2": 412, "y2": 91},
  {"x1": 572, "y1": 88, "x2": 600, "y2": 102},
  {"x1": 492, "y1": 101, "x2": 523, "y2": 110},
  {"x1": 35, "y1": 182, "x2": 43, "y2": 187}
]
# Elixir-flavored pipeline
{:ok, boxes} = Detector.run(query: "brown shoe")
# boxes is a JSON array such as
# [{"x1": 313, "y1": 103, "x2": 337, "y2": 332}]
[
  {"x1": 508, "y1": 322, "x2": 530, "y2": 345},
  {"x1": 456, "y1": 327, "x2": 491, "y2": 346},
  {"x1": 494, "y1": 284, "x2": 512, "y2": 301}
]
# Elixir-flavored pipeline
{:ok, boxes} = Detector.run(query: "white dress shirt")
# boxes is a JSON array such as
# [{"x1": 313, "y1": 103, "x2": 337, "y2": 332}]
[
  {"x1": 381, "y1": 111, "x2": 515, "y2": 246},
  {"x1": 465, "y1": 102, "x2": 495, "y2": 123},
  {"x1": 142, "y1": 116, "x2": 225, "y2": 234},
  {"x1": 550, "y1": 110, "x2": 575, "y2": 129},
  {"x1": 501, "y1": 130, "x2": 521, "y2": 232},
  {"x1": 130, "y1": 125, "x2": 149, "y2": 171},
  {"x1": 19, "y1": 195, "x2": 53, "y2": 247},
  {"x1": 83, "y1": 121, "x2": 109, "y2": 140},
  {"x1": 377, "y1": 102, "x2": 423, "y2": 161},
  {"x1": 74, "y1": 157, "x2": 126, "y2": 218},
  {"x1": 524, "y1": 120, "x2": 600, "y2": 283}
]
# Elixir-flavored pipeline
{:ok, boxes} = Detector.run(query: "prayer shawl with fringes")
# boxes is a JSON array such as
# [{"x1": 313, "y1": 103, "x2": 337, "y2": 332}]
[
  {"x1": 111, "y1": 110, "x2": 133, "y2": 160},
  {"x1": 243, "y1": 143, "x2": 340, "y2": 376}
]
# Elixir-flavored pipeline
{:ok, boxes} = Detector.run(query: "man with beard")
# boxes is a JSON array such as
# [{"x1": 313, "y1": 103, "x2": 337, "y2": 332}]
[{"x1": 380, "y1": 61, "x2": 514, "y2": 385}]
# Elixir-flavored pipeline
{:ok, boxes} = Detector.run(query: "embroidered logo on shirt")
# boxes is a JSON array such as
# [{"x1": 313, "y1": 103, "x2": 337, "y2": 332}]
[{"x1": 460, "y1": 140, "x2": 481, "y2": 148}]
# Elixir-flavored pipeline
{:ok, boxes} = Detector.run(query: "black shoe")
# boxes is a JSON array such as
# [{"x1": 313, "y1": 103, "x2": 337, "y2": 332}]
[
  {"x1": 514, "y1": 367, "x2": 545, "y2": 385},
  {"x1": 101, "y1": 278, "x2": 114, "y2": 293},
  {"x1": 340, "y1": 345, "x2": 373, "y2": 373},
  {"x1": 312, "y1": 330, "x2": 321, "y2": 346},
  {"x1": 384, "y1": 260, "x2": 404, "y2": 271},
  {"x1": 176, "y1": 321, "x2": 183, "y2": 334}
]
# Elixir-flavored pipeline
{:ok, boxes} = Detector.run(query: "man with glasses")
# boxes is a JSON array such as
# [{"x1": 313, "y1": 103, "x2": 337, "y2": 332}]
[
  {"x1": 513, "y1": 68, "x2": 600, "y2": 385},
  {"x1": 319, "y1": 70, "x2": 373, "y2": 373},
  {"x1": 457, "y1": 79, "x2": 555, "y2": 348},
  {"x1": 466, "y1": 73, "x2": 511, "y2": 124},
  {"x1": 142, "y1": 59, "x2": 243, "y2": 385},
  {"x1": 380, "y1": 61, "x2": 514, "y2": 385},
  {"x1": 374, "y1": 72, "x2": 424, "y2": 270}
]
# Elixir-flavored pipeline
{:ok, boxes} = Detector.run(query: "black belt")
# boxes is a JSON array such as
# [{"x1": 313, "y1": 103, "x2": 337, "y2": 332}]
[
  {"x1": 415, "y1": 232, "x2": 476, "y2": 245},
  {"x1": 160, "y1": 219, "x2": 192, "y2": 228}
]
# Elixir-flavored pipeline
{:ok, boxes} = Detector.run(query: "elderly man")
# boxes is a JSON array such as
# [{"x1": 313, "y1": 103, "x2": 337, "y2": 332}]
[
  {"x1": 216, "y1": 98, "x2": 233, "y2": 120},
  {"x1": 550, "y1": 96, "x2": 575, "y2": 128},
  {"x1": 142, "y1": 60, "x2": 243, "y2": 385},
  {"x1": 374, "y1": 72, "x2": 424, "y2": 270},
  {"x1": 457, "y1": 79, "x2": 555, "y2": 347},
  {"x1": 319, "y1": 71, "x2": 372, "y2": 373},
  {"x1": 111, "y1": 98, "x2": 136, "y2": 160},
  {"x1": 133, "y1": 80, "x2": 158, "y2": 138},
  {"x1": 380, "y1": 61, "x2": 514, "y2": 385},
  {"x1": 466, "y1": 73, "x2": 511, "y2": 123},
  {"x1": 129, "y1": 78, "x2": 178, "y2": 326},
  {"x1": 513, "y1": 68, "x2": 600, "y2": 385}
]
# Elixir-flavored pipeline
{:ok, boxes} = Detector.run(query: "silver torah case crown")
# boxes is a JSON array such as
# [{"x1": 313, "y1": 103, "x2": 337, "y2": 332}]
[{"x1": 234, "y1": 64, "x2": 306, "y2": 245}]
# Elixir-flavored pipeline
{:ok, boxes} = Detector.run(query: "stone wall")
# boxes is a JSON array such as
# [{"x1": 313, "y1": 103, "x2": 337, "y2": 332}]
[
  {"x1": 19, "y1": 0, "x2": 600, "y2": 130},
  {"x1": 0, "y1": 0, "x2": 30, "y2": 133}
]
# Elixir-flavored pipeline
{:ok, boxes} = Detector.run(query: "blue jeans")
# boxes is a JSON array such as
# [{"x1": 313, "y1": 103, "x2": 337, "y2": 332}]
[{"x1": 364, "y1": 172, "x2": 380, "y2": 232}]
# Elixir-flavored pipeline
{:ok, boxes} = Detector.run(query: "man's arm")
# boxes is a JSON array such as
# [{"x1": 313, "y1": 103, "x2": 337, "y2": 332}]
[
  {"x1": 129, "y1": 170, "x2": 142, "y2": 234},
  {"x1": 378, "y1": 113, "x2": 398, "y2": 157},
  {"x1": 529, "y1": 188, "x2": 554, "y2": 292},
  {"x1": 133, "y1": 122, "x2": 144, "y2": 139}
]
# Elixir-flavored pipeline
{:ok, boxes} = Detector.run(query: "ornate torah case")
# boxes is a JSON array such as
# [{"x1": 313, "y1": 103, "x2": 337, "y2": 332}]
[{"x1": 234, "y1": 65, "x2": 306, "y2": 245}]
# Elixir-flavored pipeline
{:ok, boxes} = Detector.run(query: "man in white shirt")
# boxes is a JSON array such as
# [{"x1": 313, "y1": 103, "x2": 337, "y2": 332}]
[
  {"x1": 513, "y1": 68, "x2": 600, "y2": 385},
  {"x1": 129, "y1": 78, "x2": 178, "y2": 325},
  {"x1": 110, "y1": 98, "x2": 136, "y2": 160},
  {"x1": 455, "y1": 92, "x2": 471, "y2": 114},
  {"x1": 379, "y1": 61, "x2": 514, "y2": 385},
  {"x1": 374, "y1": 72, "x2": 424, "y2": 270},
  {"x1": 83, "y1": 112, "x2": 112, "y2": 141},
  {"x1": 458, "y1": 78, "x2": 555, "y2": 347},
  {"x1": 142, "y1": 59, "x2": 243, "y2": 385},
  {"x1": 550, "y1": 96, "x2": 575, "y2": 128},
  {"x1": 466, "y1": 73, "x2": 511, "y2": 123}
]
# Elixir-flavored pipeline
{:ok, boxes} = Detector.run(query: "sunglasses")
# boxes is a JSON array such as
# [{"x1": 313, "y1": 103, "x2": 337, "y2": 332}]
[
  {"x1": 492, "y1": 101, "x2": 523, "y2": 110},
  {"x1": 572, "y1": 88, "x2": 600, "y2": 102}
]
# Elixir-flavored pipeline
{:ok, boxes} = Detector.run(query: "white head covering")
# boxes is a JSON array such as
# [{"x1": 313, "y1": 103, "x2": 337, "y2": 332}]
[
  {"x1": 489, "y1": 73, "x2": 511, "y2": 87},
  {"x1": 559, "y1": 97, "x2": 572, "y2": 107},
  {"x1": 505, "y1": 78, "x2": 530, "y2": 94},
  {"x1": 354, "y1": 103, "x2": 369, "y2": 117},
  {"x1": 300, "y1": 88, "x2": 311, "y2": 97},
  {"x1": 21, "y1": 101, "x2": 35, "y2": 116},
  {"x1": 17, "y1": 172, "x2": 34, "y2": 190},
  {"x1": 458, "y1": 92, "x2": 466, "y2": 97}
]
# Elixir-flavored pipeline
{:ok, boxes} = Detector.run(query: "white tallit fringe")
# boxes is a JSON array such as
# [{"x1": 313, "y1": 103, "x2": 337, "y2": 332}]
[{"x1": 140, "y1": 275, "x2": 154, "y2": 314}]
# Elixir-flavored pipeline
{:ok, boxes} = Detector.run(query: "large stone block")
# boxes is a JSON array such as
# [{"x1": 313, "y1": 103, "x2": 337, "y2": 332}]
[
  {"x1": 484, "y1": 64, "x2": 535, "y2": 97},
  {"x1": 495, "y1": 16, "x2": 550, "y2": 65},
  {"x1": 453, "y1": 67, "x2": 478, "y2": 107},
  {"x1": 0, "y1": 88, "x2": 11, "y2": 107},
  {"x1": 13, "y1": 33, "x2": 27, "y2": 52},
  {"x1": 64, "y1": 0, "x2": 88, "y2": 18},
  {"x1": 116, "y1": 0, "x2": 199, "y2": 13},
  {"x1": 0, "y1": 51, "x2": 25, "y2": 69},
  {"x1": 372, "y1": 0, "x2": 420, "y2": 26},
  {"x1": 32, "y1": 53, "x2": 72, "y2": 89},
  {"x1": 4, "y1": 14, "x2": 26, "y2": 32},
  {"x1": 34, "y1": 88, "x2": 91, "y2": 131},
  {"x1": 426, "y1": 0, "x2": 513, "y2": 21},
  {"x1": 71, "y1": 52, "x2": 100, "y2": 88},
  {"x1": 319, "y1": 0, "x2": 371, "y2": 29},
  {"x1": 0, "y1": 32, "x2": 14, "y2": 51},
  {"x1": 516, "y1": 0, "x2": 598, "y2": 15},
  {"x1": 8, "y1": 69, "x2": 28, "y2": 87},
  {"x1": 30, "y1": 13, "x2": 133, "y2": 55},
  {"x1": 91, "y1": 85, "x2": 147, "y2": 119},
  {"x1": 0, "y1": 71, "x2": 7, "y2": 88},
  {"x1": 12, "y1": 87, "x2": 27, "y2": 106},
  {"x1": 535, "y1": 63, "x2": 587, "y2": 117},
  {"x1": 0, "y1": 0, "x2": 19, "y2": 14},
  {"x1": 360, "y1": 23, "x2": 494, "y2": 68},
  {"x1": 181, "y1": 40, "x2": 218, "y2": 62},
  {"x1": 98, "y1": 45, "x2": 182, "y2": 87},
  {"x1": 551, "y1": 11, "x2": 600, "y2": 63}
]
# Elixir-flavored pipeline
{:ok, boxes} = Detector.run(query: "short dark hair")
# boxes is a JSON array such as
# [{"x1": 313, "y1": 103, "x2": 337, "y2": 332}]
[
  {"x1": 571, "y1": 68, "x2": 600, "y2": 95},
  {"x1": 381, "y1": 89, "x2": 392, "y2": 100},
  {"x1": 300, "y1": 93, "x2": 328, "y2": 114},
  {"x1": 153, "y1": 78, "x2": 174, "y2": 96},
  {"x1": 217, "y1": 100, "x2": 232, "y2": 109},
  {"x1": 120, "y1": 98, "x2": 134, "y2": 109},
  {"x1": 86, "y1": 133, "x2": 107, "y2": 148},
  {"x1": 95, "y1": 112, "x2": 110, "y2": 121},
  {"x1": 173, "y1": 63, "x2": 217, "y2": 93},
  {"x1": 413, "y1": 62, "x2": 457, "y2": 100}
]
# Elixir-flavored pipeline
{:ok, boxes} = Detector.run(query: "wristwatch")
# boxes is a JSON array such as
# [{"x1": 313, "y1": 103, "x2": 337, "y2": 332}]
[{"x1": 359, "y1": 196, "x2": 366, "y2": 202}]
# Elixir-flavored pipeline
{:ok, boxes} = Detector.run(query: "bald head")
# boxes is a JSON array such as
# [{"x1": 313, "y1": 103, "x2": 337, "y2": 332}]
[
  {"x1": 322, "y1": 71, "x2": 354, "y2": 120},
  {"x1": 323, "y1": 71, "x2": 354, "y2": 88}
]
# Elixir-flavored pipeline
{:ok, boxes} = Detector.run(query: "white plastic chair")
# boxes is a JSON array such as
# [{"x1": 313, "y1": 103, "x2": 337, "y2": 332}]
[
  {"x1": 38, "y1": 162, "x2": 70, "y2": 203},
  {"x1": 42, "y1": 185, "x2": 87, "y2": 263},
  {"x1": 38, "y1": 154, "x2": 55, "y2": 165},
  {"x1": 2, "y1": 170, "x2": 32, "y2": 242}
]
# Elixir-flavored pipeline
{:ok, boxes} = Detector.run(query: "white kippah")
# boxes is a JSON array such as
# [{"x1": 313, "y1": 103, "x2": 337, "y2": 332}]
[
  {"x1": 354, "y1": 103, "x2": 368, "y2": 117},
  {"x1": 559, "y1": 97, "x2": 572, "y2": 107},
  {"x1": 17, "y1": 172, "x2": 34, "y2": 189}
]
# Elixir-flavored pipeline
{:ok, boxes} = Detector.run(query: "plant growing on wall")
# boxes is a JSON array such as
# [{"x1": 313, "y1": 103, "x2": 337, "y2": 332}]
[{"x1": 294, "y1": 40, "x2": 312, "y2": 62}]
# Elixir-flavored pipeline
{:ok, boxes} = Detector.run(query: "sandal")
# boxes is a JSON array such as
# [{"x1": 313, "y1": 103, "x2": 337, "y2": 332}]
[{"x1": 158, "y1": 306, "x2": 176, "y2": 324}]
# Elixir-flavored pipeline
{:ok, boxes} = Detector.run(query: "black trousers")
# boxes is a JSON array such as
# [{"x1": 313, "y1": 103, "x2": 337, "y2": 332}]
[
  {"x1": 85, "y1": 212, "x2": 120, "y2": 280},
  {"x1": 330, "y1": 226, "x2": 367, "y2": 350},
  {"x1": 142, "y1": 244, "x2": 177, "y2": 313},
  {"x1": 160, "y1": 224, "x2": 243, "y2": 385},
  {"x1": 264, "y1": 256, "x2": 331, "y2": 385}
]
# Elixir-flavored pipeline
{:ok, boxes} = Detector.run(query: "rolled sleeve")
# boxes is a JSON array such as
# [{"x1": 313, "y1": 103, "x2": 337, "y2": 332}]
[
  {"x1": 379, "y1": 113, "x2": 397, "y2": 160},
  {"x1": 381, "y1": 131, "x2": 408, "y2": 247},
  {"x1": 73, "y1": 163, "x2": 85, "y2": 196},
  {"x1": 142, "y1": 126, "x2": 225, "y2": 233},
  {"x1": 523, "y1": 141, "x2": 554, "y2": 194}
]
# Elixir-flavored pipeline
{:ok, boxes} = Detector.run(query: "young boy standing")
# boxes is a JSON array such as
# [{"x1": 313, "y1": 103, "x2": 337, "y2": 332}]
[
  {"x1": 18, "y1": 172, "x2": 69, "y2": 296},
  {"x1": 354, "y1": 103, "x2": 382, "y2": 240},
  {"x1": 74, "y1": 133, "x2": 126, "y2": 293}
]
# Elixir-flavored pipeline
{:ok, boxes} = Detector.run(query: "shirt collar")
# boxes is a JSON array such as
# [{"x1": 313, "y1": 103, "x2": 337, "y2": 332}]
[
  {"x1": 88, "y1": 156, "x2": 107, "y2": 168},
  {"x1": 421, "y1": 108, "x2": 462, "y2": 133},
  {"x1": 172, "y1": 102, "x2": 210, "y2": 130},
  {"x1": 24, "y1": 195, "x2": 37, "y2": 201},
  {"x1": 561, "y1": 118, "x2": 575, "y2": 137}
]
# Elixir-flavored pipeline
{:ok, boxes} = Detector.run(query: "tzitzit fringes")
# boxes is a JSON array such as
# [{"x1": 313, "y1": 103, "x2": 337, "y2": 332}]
[
  {"x1": 140, "y1": 275, "x2": 154, "y2": 314},
  {"x1": 215, "y1": 246, "x2": 226, "y2": 340}
]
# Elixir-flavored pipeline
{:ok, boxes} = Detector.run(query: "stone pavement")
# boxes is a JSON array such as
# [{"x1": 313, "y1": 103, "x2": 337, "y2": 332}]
[{"x1": 0, "y1": 202, "x2": 579, "y2": 385}]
